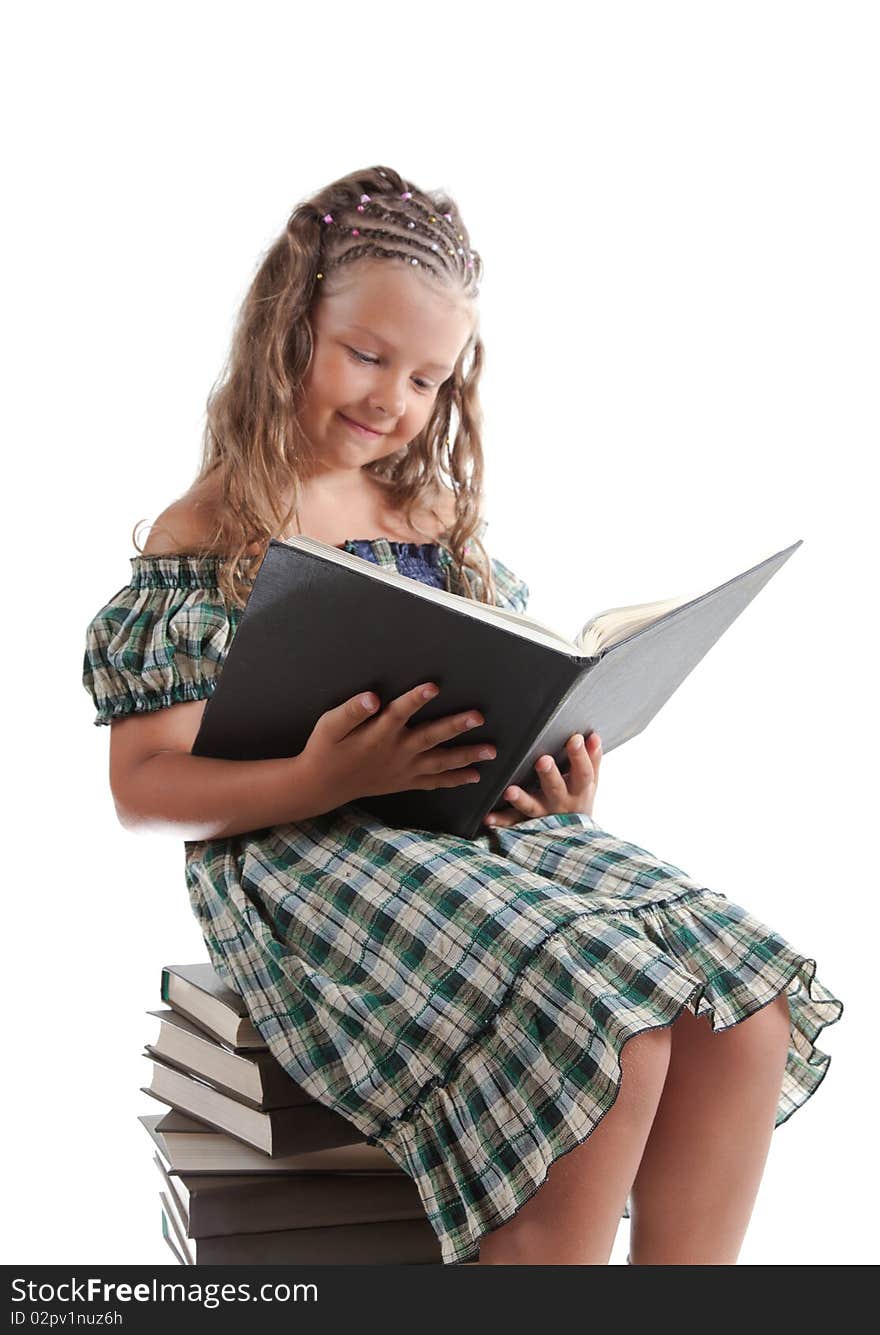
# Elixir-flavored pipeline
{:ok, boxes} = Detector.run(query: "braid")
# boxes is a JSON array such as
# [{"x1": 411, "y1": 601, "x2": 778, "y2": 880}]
[
  {"x1": 302, "y1": 167, "x2": 482, "y2": 297},
  {"x1": 248, "y1": 164, "x2": 498, "y2": 609}
]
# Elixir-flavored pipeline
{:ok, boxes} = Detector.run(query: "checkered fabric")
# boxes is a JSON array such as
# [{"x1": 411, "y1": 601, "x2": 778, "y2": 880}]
[{"x1": 83, "y1": 534, "x2": 844, "y2": 1265}]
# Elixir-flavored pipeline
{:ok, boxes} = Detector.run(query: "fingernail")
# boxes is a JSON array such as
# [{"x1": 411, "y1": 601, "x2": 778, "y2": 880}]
[
  {"x1": 361, "y1": 694, "x2": 376, "y2": 710},
  {"x1": 572, "y1": 735, "x2": 584, "y2": 748},
  {"x1": 537, "y1": 757, "x2": 551, "y2": 771},
  {"x1": 421, "y1": 685, "x2": 438, "y2": 700}
]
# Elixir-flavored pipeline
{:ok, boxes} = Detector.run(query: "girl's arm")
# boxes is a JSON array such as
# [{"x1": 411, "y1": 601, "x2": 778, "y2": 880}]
[{"x1": 110, "y1": 699, "x2": 322, "y2": 838}]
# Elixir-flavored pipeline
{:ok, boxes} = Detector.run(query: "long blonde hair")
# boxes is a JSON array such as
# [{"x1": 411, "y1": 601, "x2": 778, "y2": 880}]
[{"x1": 134, "y1": 164, "x2": 498, "y2": 610}]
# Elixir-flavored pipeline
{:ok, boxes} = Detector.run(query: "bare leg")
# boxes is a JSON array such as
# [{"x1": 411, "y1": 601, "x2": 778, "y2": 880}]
[
  {"x1": 478, "y1": 1026, "x2": 673, "y2": 1264},
  {"x1": 628, "y1": 991, "x2": 791, "y2": 1264}
]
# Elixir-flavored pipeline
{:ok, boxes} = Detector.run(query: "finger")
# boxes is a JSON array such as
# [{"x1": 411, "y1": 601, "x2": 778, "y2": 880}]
[
  {"x1": 564, "y1": 733, "x2": 594, "y2": 796},
  {"x1": 534, "y1": 753, "x2": 569, "y2": 803},
  {"x1": 320, "y1": 689, "x2": 382, "y2": 741},
  {"x1": 588, "y1": 731, "x2": 603, "y2": 778},
  {"x1": 412, "y1": 709, "x2": 486, "y2": 754},
  {"x1": 384, "y1": 685, "x2": 486, "y2": 750},
  {"x1": 411, "y1": 767, "x2": 484, "y2": 790},
  {"x1": 418, "y1": 742, "x2": 496, "y2": 775},
  {"x1": 500, "y1": 783, "x2": 546, "y2": 819},
  {"x1": 483, "y1": 803, "x2": 523, "y2": 828},
  {"x1": 386, "y1": 682, "x2": 451, "y2": 728}
]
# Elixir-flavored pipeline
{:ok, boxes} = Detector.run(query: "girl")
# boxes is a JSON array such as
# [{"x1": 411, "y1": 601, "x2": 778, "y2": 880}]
[{"x1": 82, "y1": 164, "x2": 843, "y2": 1267}]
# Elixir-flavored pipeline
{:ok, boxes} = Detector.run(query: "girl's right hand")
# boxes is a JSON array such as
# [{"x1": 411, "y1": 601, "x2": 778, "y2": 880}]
[{"x1": 297, "y1": 683, "x2": 496, "y2": 812}]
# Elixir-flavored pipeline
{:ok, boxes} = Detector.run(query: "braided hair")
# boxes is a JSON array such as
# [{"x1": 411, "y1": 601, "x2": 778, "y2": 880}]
[{"x1": 136, "y1": 165, "x2": 496, "y2": 611}]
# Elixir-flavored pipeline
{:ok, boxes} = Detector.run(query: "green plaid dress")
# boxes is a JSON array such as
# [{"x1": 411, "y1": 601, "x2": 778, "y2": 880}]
[{"x1": 82, "y1": 531, "x2": 844, "y2": 1265}]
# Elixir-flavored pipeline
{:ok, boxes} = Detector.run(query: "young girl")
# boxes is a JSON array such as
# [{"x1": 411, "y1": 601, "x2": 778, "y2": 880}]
[{"x1": 82, "y1": 164, "x2": 843, "y2": 1267}]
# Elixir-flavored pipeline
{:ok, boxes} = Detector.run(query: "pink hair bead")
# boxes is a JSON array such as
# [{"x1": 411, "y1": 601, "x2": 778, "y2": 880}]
[
  {"x1": 356, "y1": 204, "x2": 365, "y2": 212},
  {"x1": 401, "y1": 191, "x2": 412, "y2": 199},
  {"x1": 351, "y1": 228, "x2": 360, "y2": 235},
  {"x1": 360, "y1": 194, "x2": 371, "y2": 203},
  {"x1": 322, "y1": 214, "x2": 333, "y2": 223}
]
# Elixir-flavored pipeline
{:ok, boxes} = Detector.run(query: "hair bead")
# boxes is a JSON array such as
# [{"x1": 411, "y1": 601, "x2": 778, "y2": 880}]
[{"x1": 310, "y1": 187, "x2": 478, "y2": 294}]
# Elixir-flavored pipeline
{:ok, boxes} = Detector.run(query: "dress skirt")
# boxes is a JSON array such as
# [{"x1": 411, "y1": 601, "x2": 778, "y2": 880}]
[{"x1": 183, "y1": 804, "x2": 844, "y2": 1266}]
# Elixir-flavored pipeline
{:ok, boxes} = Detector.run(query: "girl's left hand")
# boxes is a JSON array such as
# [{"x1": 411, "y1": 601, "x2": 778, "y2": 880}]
[{"x1": 482, "y1": 732, "x2": 602, "y2": 829}]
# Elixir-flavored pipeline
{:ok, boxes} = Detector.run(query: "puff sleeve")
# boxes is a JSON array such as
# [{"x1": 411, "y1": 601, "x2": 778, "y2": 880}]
[
  {"x1": 82, "y1": 554, "x2": 239, "y2": 727},
  {"x1": 487, "y1": 556, "x2": 530, "y2": 615},
  {"x1": 459, "y1": 520, "x2": 530, "y2": 615}
]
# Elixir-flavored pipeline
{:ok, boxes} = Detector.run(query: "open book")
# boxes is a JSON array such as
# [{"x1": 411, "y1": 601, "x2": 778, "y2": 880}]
[
  {"x1": 280, "y1": 537, "x2": 697, "y2": 658},
  {"x1": 191, "y1": 537, "x2": 803, "y2": 839}
]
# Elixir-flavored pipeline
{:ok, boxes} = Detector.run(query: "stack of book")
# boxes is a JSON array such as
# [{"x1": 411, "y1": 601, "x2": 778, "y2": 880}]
[{"x1": 142, "y1": 962, "x2": 444, "y2": 1264}]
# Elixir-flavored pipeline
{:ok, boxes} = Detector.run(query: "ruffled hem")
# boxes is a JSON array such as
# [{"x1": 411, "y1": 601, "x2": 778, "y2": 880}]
[
  {"x1": 91, "y1": 677, "x2": 218, "y2": 726},
  {"x1": 368, "y1": 889, "x2": 844, "y2": 1265}
]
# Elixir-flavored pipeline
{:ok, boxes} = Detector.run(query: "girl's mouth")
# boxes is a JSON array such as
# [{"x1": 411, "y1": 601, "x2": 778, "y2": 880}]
[{"x1": 338, "y1": 412, "x2": 384, "y2": 439}]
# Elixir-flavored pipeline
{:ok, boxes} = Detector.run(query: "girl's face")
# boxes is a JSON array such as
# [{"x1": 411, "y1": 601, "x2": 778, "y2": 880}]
[{"x1": 298, "y1": 261, "x2": 475, "y2": 480}]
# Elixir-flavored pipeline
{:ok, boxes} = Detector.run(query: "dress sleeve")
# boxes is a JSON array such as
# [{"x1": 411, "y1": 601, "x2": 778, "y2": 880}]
[
  {"x1": 461, "y1": 519, "x2": 531, "y2": 615},
  {"x1": 488, "y1": 556, "x2": 530, "y2": 615},
  {"x1": 82, "y1": 555, "x2": 236, "y2": 727}
]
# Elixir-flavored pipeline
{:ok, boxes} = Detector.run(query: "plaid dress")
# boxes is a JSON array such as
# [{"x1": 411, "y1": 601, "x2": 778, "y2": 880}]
[{"x1": 82, "y1": 531, "x2": 844, "y2": 1265}]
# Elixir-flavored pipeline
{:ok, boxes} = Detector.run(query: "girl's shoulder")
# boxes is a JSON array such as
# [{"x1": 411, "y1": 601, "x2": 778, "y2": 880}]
[
  {"x1": 82, "y1": 488, "x2": 237, "y2": 728},
  {"x1": 140, "y1": 485, "x2": 225, "y2": 556}
]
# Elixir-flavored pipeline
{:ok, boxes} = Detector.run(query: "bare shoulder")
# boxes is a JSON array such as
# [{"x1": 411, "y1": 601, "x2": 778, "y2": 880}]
[
  {"x1": 425, "y1": 482, "x2": 458, "y2": 538},
  {"x1": 140, "y1": 484, "x2": 223, "y2": 556}
]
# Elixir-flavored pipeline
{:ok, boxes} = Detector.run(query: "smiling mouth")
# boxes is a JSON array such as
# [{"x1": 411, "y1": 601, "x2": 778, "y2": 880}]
[{"x1": 338, "y1": 412, "x2": 387, "y2": 438}]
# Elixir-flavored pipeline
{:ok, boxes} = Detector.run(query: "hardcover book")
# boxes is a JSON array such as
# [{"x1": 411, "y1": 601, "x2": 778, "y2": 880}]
[
  {"x1": 191, "y1": 535, "x2": 803, "y2": 839},
  {"x1": 147, "y1": 1141, "x2": 423, "y2": 1238},
  {"x1": 141, "y1": 1053, "x2": 363, "y2": 1157},
  {"x1": 139, "y1": 1112, "x2": 397, "y2": 1175},
  {"x1": 145, "y1": 1007, "x2": 312, "y2": 1110},
  {"x1": 161, "y1": 962, "x2": 267, "y2": 1051}
]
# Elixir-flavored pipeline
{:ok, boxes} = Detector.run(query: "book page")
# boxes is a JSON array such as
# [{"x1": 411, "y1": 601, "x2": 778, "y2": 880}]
[
  {"x1": 574, "y1": 594, "x2": 691, "y2": 655},
  {"x1": 279, "y1": 536, "x2": 585, "y2": 653},
  {"x1": 280, "y1": 537, "x2": 692, "y2": 658}
]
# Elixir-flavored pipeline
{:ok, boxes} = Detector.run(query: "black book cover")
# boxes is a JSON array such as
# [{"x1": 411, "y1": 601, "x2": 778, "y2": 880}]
[{"x1": 192, "y1": 537, "x2": 802, "y2": 839}]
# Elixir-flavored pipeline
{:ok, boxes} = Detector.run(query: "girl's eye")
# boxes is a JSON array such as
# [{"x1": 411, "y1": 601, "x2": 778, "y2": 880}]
[{"x1": 346, "y1": 347, "x2": 435, "y2": 392}]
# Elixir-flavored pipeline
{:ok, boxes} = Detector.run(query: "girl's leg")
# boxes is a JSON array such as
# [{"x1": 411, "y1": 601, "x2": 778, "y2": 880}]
[
  {"x1": 628, "y1": 991, "x2": 791, "y2": 1264},
  {"x1": 478, "y1": 1026, "x2": 673, "y2": 1265}
]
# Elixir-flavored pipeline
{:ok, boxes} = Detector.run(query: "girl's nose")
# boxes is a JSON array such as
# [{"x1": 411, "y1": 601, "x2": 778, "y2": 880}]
[{"x1": 368, "y1": 378, "x2": 408, "y2": 419}]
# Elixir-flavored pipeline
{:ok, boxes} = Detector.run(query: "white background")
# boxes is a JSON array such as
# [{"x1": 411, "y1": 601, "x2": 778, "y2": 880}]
[{"x1": 5, "y1": 0, "x2": 876, "y2": 1266}]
